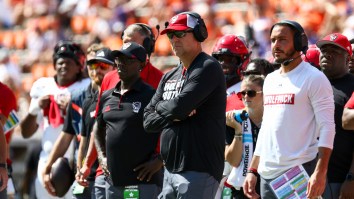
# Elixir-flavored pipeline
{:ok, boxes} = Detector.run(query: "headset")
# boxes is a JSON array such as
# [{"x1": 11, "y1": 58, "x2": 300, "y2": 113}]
[
  {"x1": 270, "y1": 20, "x2": 308, "y2": 54},
  {"x1": 121, "y1": 23, "x2": 156, "y2": 57},
  {"x1": 179, "y1": 12, "x2": 208, "y2": 42}
]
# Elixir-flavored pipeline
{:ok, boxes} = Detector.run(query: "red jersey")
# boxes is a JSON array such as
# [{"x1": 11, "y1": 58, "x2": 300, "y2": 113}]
[
  {"x1": 345, "y1": 92, "x2": 354, "y2": 109},
  {"x1": 0, "y1": 82, "x2": 17, "y2": 142}
]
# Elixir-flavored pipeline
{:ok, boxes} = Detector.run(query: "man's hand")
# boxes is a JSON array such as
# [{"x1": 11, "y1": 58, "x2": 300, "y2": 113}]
[
  {"x1": 75, "y1": 166, "x2": 89, "y2": 187},
  {"x1": 306, "y1": 170, "x2": 326, "y2": 198},
  {"x1": 41, "y1": 165, "x2": 56, "y2": 196},
  {"x1": 134, "y1": 158, "x2": 163, "y2": 182},
  {"x1": 339, "y1": 181, "x2": 354, "y2": 199},
  {"x1": 173, "y1": 109, "x2": 196, "y2": 122},
  {"x1": 38, "y1": 95, "x2": 51, "y2": 110},
  {"x1": 243, "y1": 173, "x2": 260, "y2": 199},
  {"x1": 0, "y1": 167, "x2": 8, "y2": 192}
]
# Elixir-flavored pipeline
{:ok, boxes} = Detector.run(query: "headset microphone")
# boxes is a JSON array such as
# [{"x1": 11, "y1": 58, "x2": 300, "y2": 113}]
[
  {"x1": 155, "y1": 24, "x2": 161, "y2": 40},
  {"x1": 283, "y1": 58, "x2": 294, "y2": 66},
  {"x1": 282, "y1": 53, "x2": 303, "y2": 66}
]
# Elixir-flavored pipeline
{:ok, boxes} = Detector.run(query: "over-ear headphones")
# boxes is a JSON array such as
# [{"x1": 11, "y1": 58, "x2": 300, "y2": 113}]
[
  {"x1": 121, "y1": 23, "x2": 155, "y2": 57},
  {"x1": 179, "y1": 12, "x2": 208, "y2": 42},
  {"x1": 270, "y1": 20, "x2": 308, "y2": 54}
]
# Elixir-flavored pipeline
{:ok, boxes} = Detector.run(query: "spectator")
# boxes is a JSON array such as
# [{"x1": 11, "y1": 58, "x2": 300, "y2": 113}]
[
  {"x1": 98, "y1": 23, "x2": 163, "y2": 91},
  {"x1": 41, "y1": 45, "x2": 114, "y2": 198},
  {"x1": 316, "y1": 33, "x2": 354, "y2": 199},
  {"x1": 74, "y1": 44, "x2": 114, "y2": 199},
  {"x1": 0, "y1": 82, "x2": 17, "y2": 197},
  {"x1": 224, "y1": 75, "x2": 265, "y2": 198},
  {"x1": 242, "y1": 58, "x2": 275, "y2": 77},
  {"x1": 144, "y1": 12, "x2": 226, "y2": 198},
  {"x1": 211, "y1": 34, "x2": 252, "y2": 198},
  {"x1": 212, "y1": 34, "x2": 251, "y2": 112},
  {"x1": 20, "y1": 40, "x2": 90, "y2": 199},
  {"x1": 224, "y1": 58, "x2": 275, "y2": 130},
  {"x1": 349, "y1": 38, "x2": 354, "y2": 74},
  {"x1": 80, "y1": 23, "x2": 164, "y2": 199},
  {"x1": 243, "y1": 20, "x2": 335, "y2": 198},
  {"x1": 342, "y1": 92, "x2": 354, "y2": 130},
  {"x1": 94, "y1": 42, "x2": 161, "y2": 198},
  {"x1": 212, "y1": 34, "x2": 251, "y2": 93}
]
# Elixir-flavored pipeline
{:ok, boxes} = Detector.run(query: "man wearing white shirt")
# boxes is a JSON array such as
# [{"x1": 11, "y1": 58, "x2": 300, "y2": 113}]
[{"x1": 243, "y1": 20, "x2": 335, "y2": 199}]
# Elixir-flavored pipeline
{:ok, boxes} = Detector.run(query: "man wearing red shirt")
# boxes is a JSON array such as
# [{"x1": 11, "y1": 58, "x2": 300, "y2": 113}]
[{"x1": 0, "y1": 82, "x2": 17, "y2": 198}]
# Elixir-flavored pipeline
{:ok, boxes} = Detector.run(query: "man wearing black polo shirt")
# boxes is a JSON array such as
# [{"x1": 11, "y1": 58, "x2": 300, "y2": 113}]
[{"x1": 94, "y1": 42, "x2": 160, "y2": 198}]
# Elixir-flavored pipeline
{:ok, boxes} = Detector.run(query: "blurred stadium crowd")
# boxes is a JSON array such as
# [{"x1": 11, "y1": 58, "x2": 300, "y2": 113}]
[
  {"x1": 1, "y1": 0, "x2": 354, "y2": 198},
  {"x1": 0, "y1": 0, "x2": 354, "y2": 106}
]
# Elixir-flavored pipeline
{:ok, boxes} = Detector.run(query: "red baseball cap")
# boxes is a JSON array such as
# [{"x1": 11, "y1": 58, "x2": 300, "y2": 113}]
[
  {"x1": 316, "y1": 33, "x2": 353, "y2": 56},
  {"x1": 161, "y1": 13, "x2": 198, "y2": 35}
]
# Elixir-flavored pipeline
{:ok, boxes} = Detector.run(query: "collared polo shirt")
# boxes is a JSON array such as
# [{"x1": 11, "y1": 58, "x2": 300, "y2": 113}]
[{"x1": 97, "y1": 78, "x2": 159, "y2": 186}]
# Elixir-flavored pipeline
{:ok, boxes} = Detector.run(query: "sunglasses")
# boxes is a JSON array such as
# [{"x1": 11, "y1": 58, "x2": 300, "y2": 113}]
[
  {"x1": 237, "y1": 90, "x2": 263, "y2": 98},
  {"x1": 88, "y1": 62, "x2": 113, "y2": 70},
  {"x1": 167, "y1": 30, "x2": 193, "y2": 40}
]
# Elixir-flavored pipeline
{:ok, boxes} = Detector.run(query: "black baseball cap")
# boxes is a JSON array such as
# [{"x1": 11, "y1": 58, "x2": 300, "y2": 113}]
[
  {"x1": 87, "y1": 48, "x2": 115, "y2": 65},
  {"x1": 111, "y1": 42, "x2": 146, "y2": 62}
]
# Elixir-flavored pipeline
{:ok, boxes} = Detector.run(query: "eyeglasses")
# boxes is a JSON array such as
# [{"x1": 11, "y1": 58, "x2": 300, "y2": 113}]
[
  {"x1": 167, "y1": 30, "x2": 193, "y2": 40},
  {"x1": 237, "y1": 90, "x2": 263, "y2": 98},
  {"x1": 88, "y1": 62, "x2": 113, "y2": 70}
]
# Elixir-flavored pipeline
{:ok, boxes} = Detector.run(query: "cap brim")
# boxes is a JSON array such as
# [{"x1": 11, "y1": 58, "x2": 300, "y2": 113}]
[
  {"x1": 111, "y1": 50, "x2": 131, "y2": 58},
  {"x1": 161, "y1": 26, "x2": 189, "y2": 35},
  {"x1": 316, "y1": 40, "x2": 348, "y2": 53},
  {"x1": 111, "y1": 50, "x2": 138, "y2": 60},
  {"x1": 87, "y1": 57, "x2": 114, "y2": 65}
]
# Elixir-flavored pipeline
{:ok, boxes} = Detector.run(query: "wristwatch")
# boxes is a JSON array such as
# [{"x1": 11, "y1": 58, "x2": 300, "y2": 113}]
[{"x1": 346, "y1": 172, "x2": 354, "y2": 181}]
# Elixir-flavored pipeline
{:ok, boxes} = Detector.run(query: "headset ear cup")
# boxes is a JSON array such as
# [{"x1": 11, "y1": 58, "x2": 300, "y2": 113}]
[
  {"x1": 293, "y1": 32, "x2": 301, "y2": 51},
  {"x1": 142, "y1": 37, "x2": 152, "y2": 55},
  {"x1": 121, "y1": 30, "x2": 124, "y2": 40},
  {"x1": 193, "y1": 22, "x2": 208, "y2": 42},
  {"x1": 180, "y1": 12, "x2": 208, "y2": 42},
  {"x1": 301, "y1": 33, "x2": 308, "y2": 54}
]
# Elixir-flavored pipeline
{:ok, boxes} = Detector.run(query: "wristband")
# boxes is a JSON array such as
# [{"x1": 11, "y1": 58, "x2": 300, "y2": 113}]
[
  {"x1": 247, "y1": 167, "x2": 258, "y2": 175},
  {"x1": 0, "y1": 163, "x2": 7, "y2": 169},
  {"x1": 29, "y1": 98, "x2": 41, "y2": 115}
]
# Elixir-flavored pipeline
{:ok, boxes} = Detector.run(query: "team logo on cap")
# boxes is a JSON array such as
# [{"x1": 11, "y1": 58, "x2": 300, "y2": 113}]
[
  {"x1": 132, "y1": 102, "x2": 141, "y2": 113},
  {"x1": 97, "y1": 51, "x2": 105, "y2": 57},
  {"x1": 330, "y1": 34, "x2": 338, "y2": 41},
  {"x1": 171, "y1": 15, "x2": 178, "y2": 24},
  {"x1": 122, "y1": 43, "x2": 131, "y2": 50}
]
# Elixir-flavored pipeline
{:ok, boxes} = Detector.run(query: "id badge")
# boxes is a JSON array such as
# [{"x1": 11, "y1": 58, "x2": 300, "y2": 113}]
[
  {"x1": 72, "y1": 183, "x2": 85, "y2": 195},
  {"x1": 221, "y1": 187, "x2": 232, "y2": 199},
  {"x1": 123, "y1": 185, "x2": 139, "y2": 199}
]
